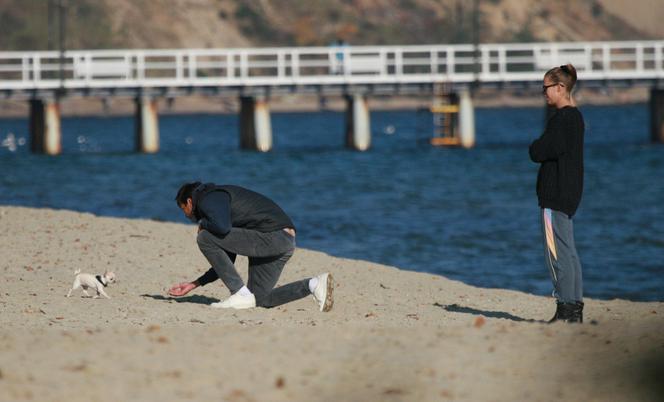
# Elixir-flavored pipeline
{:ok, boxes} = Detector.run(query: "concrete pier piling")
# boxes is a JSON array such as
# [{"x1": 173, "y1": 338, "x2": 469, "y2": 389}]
[
  {"x1": 135, "y1": 97, "x2": 160, "y2": 154},
  {"x1": 345, "y1": 94, "x2": 371, "y2": 151},
  {"x1": 29, "y1": 99, "x2": 61, "y2": 155},
  {"x1": 240, "y1": 96, "x2": 273, "y2": 152},
  {"x1": 650, "y1": 88, "x2": 664, "y2": 143},
  {"x1": 458, "y1": 90, "x2": 476, "y2": 149}
]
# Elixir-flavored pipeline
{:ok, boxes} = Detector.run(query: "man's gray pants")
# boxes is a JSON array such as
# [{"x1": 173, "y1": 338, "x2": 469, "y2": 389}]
[
  {"x1": 541, "y1": 208, "x2": 583, "y2": 303},
  {"x1": 197, "y1": 228, "x2": 310, "y2": 308}
]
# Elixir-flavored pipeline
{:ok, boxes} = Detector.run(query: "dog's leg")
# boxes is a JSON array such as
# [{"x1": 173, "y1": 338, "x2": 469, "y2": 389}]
[
  {"x1": 66, "y1": 279, "x2": 80, "y2": 297},
  {"x1": 82, "y1": 289, "x2": 91, "y2": 297},
  {"x1": 98, "y1": 287, "x2": 111, "y2": 299}
]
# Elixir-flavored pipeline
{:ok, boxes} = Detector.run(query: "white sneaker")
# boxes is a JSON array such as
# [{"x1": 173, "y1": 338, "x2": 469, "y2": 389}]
[
  {"x1": 210, "y1": 292, "x2": 256, "y2": 309},
  {"x1": 312, "y1": 273, "x2": 334, "y2": 312}
]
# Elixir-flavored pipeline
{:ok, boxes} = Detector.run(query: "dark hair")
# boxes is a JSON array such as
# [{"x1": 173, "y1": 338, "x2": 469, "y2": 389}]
[
  {"x1": 175, "y1": 181, "x2": 201, "y2": 206},
  {"x1": 544, "y1": 63, "x2": 577, "y2": 93}
]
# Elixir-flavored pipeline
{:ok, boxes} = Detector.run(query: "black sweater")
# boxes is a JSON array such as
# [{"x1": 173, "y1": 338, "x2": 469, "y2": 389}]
[{"x1": 529, "y1": 106, "x2": 585, "y2": 217}]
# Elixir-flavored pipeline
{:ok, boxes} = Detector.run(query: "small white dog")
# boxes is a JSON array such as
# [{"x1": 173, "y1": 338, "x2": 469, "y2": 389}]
[{"x1": 66, "y1": 269, "x2": 116, "y2": 299}]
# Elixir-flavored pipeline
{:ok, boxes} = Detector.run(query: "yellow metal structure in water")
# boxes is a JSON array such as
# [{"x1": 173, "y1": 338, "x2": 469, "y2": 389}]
[
  {"x1": 429, "y1": 88, "x2": 461, "y2": 147},
  {"x1": 430, "y1": 105, "x2": 459, "y2": 114},
  {"x1": 430, "y1": 136, "x2": 460, "y2": 146}
]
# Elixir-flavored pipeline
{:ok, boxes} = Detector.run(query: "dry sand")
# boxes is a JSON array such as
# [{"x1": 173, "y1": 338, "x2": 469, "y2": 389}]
[{"x1": 0, "y1": 206, "x2": 662, "y2": 402}]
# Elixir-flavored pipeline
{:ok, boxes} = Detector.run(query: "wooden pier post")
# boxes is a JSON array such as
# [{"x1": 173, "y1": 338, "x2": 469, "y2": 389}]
[
  {"x1": 29, "y1": 99, "x2": 61, "y2": 155},
  {"x1": 239, "y1": 96, "x2": 273, "y2": 152},
  {"x1": 458, "y1": 89, "x2": 476, "y2": 149},
  {"x1": 345, "y1": 94, "x2": 371, "y2": 151},
  {"x1": 650, "y1": 88, "x2": 664, "y2": 143},
  {"x1": 135, "y1": 96, "x2": 160, "y2": 154}
]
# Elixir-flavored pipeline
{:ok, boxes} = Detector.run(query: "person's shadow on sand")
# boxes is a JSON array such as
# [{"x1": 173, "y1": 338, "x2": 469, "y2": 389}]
[
  {"x1": 140, "y1": 294, "x2": 220, "y2": 305},
  {"x1": 434, "y1": 303, "x2": 544, "y2": 323}
]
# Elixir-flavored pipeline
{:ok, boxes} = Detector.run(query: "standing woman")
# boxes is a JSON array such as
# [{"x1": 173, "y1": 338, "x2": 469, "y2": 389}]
[{"x1": 529, "y1": 64, "x2": 585, "y2": 323}]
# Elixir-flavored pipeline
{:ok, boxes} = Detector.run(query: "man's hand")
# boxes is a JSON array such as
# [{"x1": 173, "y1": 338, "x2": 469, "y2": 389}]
[{"x1": 168, "y1": 282, "x2": 197, "y2": 297}]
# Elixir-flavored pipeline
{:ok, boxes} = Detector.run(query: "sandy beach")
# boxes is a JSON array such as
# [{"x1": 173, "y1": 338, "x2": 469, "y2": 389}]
[{"x1": 0, "y1": 206, "x2": 662, "y2": 401}]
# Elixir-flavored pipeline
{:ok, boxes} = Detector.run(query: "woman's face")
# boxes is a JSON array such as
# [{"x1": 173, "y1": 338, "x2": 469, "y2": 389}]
[{"x1": 542, "y1": 77, "x2": 563, "y2": 106}]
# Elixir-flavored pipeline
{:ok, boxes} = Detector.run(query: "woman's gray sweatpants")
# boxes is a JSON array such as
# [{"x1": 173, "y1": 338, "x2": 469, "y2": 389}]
[
  {"x1": 197, "y1": 228, "x2": 311, "y2": 308},
  {"x1": 541, "y1": 208, "x2": 583, "y2": 303}
]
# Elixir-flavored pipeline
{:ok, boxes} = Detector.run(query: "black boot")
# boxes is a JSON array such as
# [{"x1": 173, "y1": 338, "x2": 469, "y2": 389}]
[
  {"x1": 548, "y1": 302, "x2": 565, "y2": 323},
  {"x1": 548, "y1": 301, "x2": 583, "y2": 323},
  {"x1": 570, "y1": 301, "x2": 584, "y2": 323}
]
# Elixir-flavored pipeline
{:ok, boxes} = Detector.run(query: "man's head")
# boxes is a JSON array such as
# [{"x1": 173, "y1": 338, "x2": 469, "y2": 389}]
[{"x1": 175, "y1": 181, "x2": 201, "y2": 219}]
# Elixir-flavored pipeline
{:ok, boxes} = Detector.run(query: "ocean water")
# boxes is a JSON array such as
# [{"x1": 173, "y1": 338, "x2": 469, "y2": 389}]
[{"x1": 1, "y1": 104, "x2": 662, "y2": 301}]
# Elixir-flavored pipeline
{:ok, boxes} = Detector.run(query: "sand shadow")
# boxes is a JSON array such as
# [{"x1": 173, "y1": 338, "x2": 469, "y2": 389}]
[
  {"x1": 140, "y1": 294, "x2": 220, "y2": 305},
  {"x1": 630, "y1": 351, "x2": 664, "y2": 399},
  {"x1": 434, "y1": 302, "x2": 544, "y2": 323}
]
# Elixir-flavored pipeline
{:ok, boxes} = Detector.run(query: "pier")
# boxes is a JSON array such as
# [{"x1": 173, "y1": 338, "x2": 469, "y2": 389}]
[{"x1": 1, "y1": 40, "x2": 663, "y2": 154}]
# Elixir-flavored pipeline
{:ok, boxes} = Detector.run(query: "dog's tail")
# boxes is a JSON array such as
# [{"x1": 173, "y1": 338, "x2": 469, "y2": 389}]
[{"x1": 73, "y1": 269, "x2": 81, "y2": 276}]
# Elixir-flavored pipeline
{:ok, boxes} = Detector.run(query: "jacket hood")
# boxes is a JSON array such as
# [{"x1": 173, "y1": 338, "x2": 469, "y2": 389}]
[{"x1": 191, "y1": 182, "x2": 222, "y2": 219}]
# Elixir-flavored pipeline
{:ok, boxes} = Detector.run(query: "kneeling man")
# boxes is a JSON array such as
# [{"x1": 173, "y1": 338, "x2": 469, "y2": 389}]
[{"x1": 168, "y1": 182, "x2": 334, "y2": 311}]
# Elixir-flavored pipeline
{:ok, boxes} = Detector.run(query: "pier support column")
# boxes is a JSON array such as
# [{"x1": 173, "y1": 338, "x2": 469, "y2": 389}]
[
  {"x1": 135, "y1": 97, "x2": 160, "y2": 154},
  {"x1": 650, "y1": 88, "x2": 664, "y2": 143},
  {"x1": 458, "y1": 89, "x2": 476, "y2": 149},
  {"x1": 240, "y1": 96, "x2": 273, "y2": 152},
  {"x1": 29, "y1": 99, "x2": 61, "y2": 155},
  {"x1": 345, "y1": 94, "x2": 371, "y2": 151}
]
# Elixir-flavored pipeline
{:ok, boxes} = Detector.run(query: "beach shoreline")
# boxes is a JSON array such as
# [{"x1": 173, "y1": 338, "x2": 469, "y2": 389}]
[{"x1": 0, "y1": 206, "x2": 662, "y2": 401}]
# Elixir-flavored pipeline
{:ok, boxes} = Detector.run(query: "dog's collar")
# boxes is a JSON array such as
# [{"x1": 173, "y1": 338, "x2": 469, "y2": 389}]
[{"x1": 95, "y1": 275, "x2": 107, "y2": 287}]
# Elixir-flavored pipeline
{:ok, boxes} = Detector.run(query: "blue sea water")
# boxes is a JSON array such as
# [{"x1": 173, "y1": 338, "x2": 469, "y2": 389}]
[{"x1": 1, "y1": 104, "x2": 662, "y2": 301}]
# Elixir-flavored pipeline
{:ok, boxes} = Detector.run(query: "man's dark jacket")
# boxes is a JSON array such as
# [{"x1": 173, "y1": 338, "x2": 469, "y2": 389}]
[{"x1": 192, "y1": 183, "x2": 295, "y2": 237}]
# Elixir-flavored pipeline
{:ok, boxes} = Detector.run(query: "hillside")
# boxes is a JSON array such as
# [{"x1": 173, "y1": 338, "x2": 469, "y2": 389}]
[{"x1": 0, "y1": 0, "x2": 661, "y2": 51}]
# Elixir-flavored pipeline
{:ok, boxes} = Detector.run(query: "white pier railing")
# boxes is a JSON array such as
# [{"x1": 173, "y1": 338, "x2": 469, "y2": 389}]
[{"x1": 0, "y1": 40, "x2": 663, "y2": 91}]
